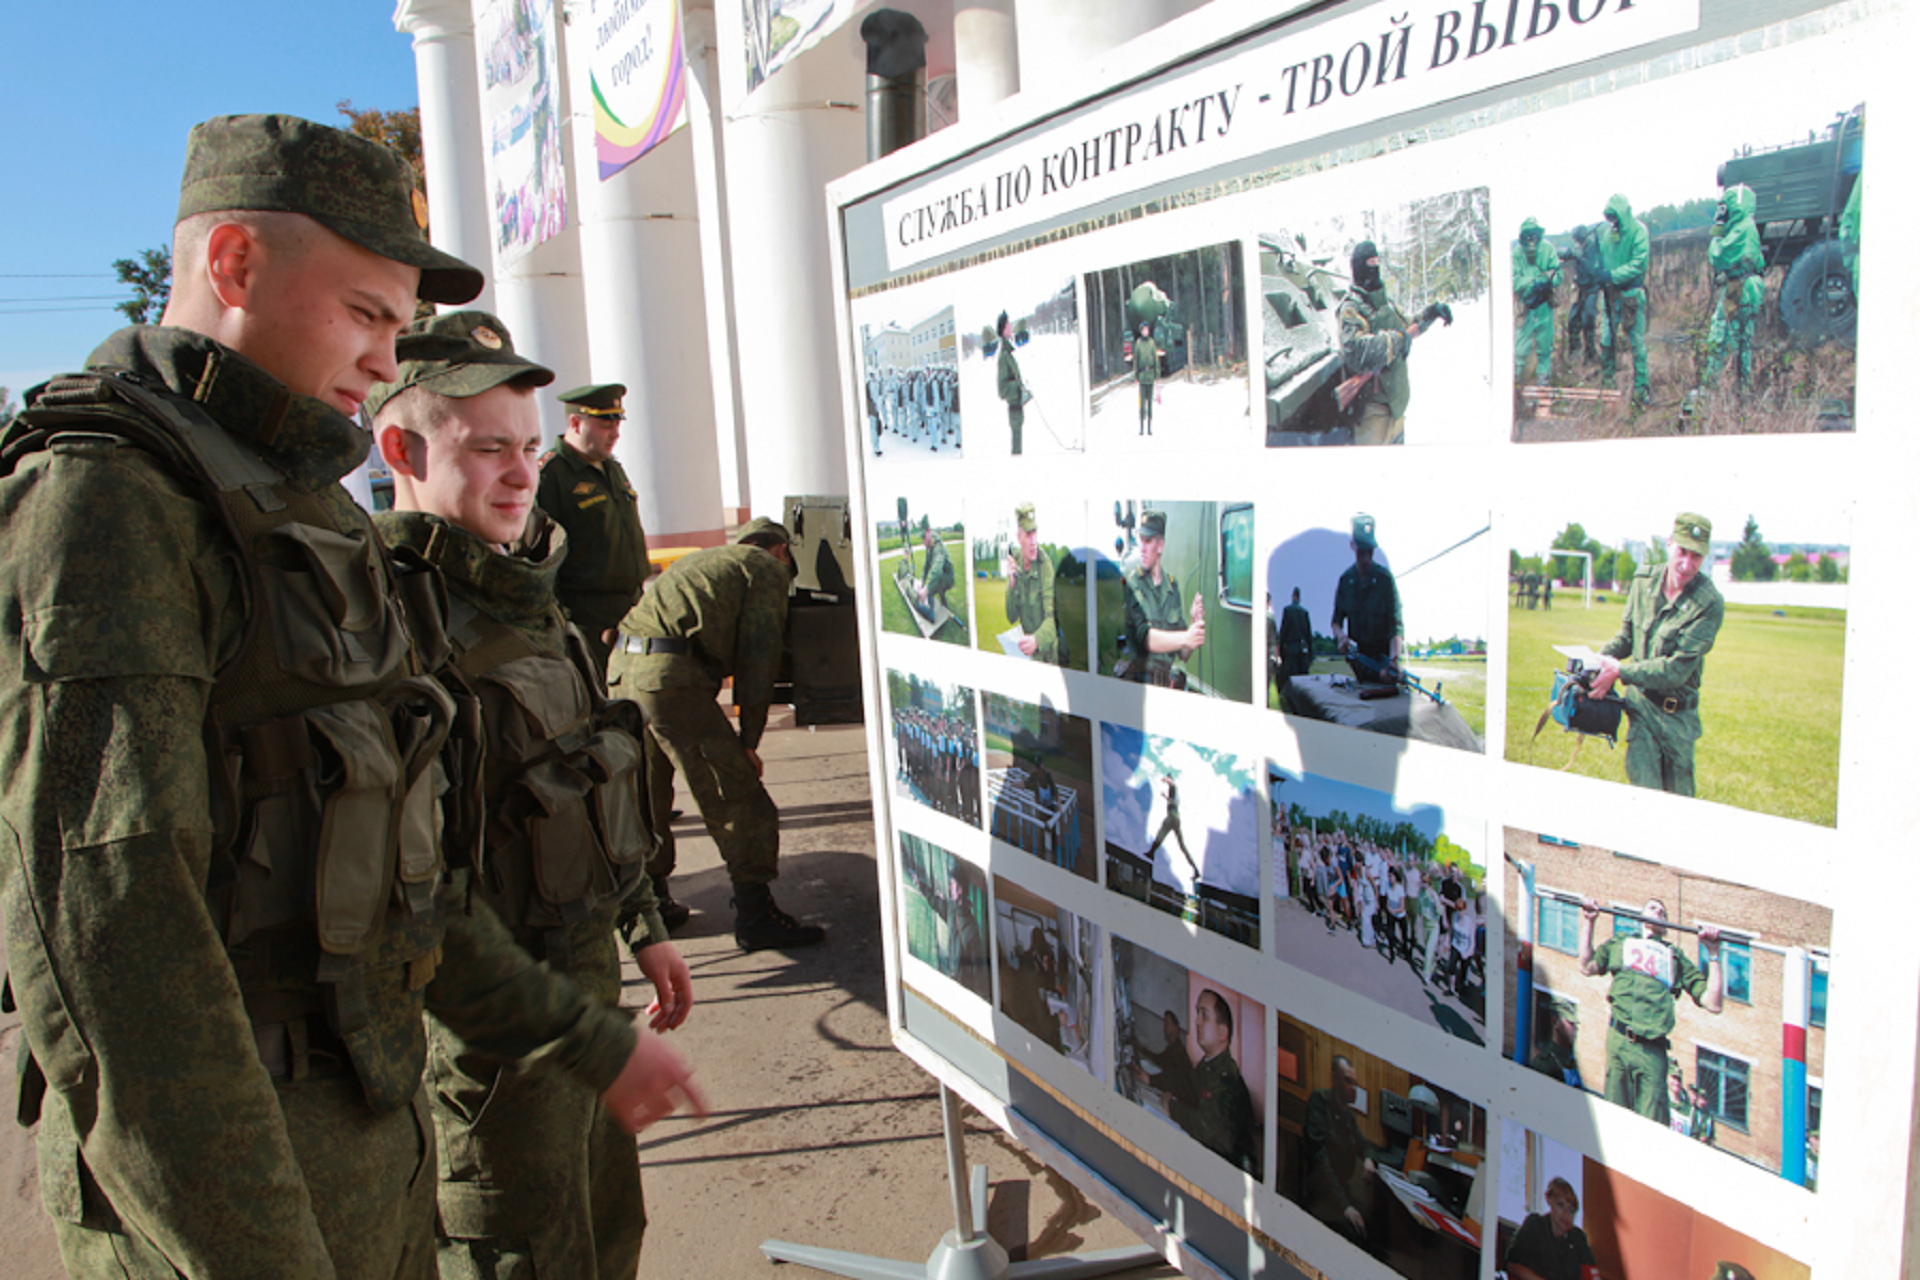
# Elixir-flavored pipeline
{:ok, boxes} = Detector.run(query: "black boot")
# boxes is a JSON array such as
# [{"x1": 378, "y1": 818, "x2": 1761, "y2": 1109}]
[
  {"x1": 652, "y1": 874, "x2": 691, "y2": 932},
  {"x1": 731, "y1": 882, "x2": 826, "y2": 951}
]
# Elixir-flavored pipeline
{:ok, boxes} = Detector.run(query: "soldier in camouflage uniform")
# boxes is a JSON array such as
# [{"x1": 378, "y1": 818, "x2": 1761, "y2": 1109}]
[
  {"x1": 1331, "y1": 513, "x2": 1403, "y2": 682},
  {"x1": 911, "y1": 515, "x2": 956, "y2": 622},
  {"x1": 1003, "y1": 501, "x2": 1063, "y2": 664},
  {"x1": 1339, "y1": 240, "x2": 1418, "y2": 446},
  {"x1": 1587, "y1": 514, "x2": 1724, "y2": 796},
  {"x1": 0, "y1": 115, "x2": 698, "y2": 1280},
  {"x1": 996, "y1": 311, "x2": 1025, "y2": 455},
  {"x1": 536, "y1": 383, "x2": 651, "y2": 678},
  {"x1": 369, "y1": 311, "x2": 696, "y2": 1278},
  {"x1": 609, "y1": 521, "x2": 828, "y2": 951},
  {"x1": 1530, "y1": 996, "x2": 1584, "y2": 1088},
  {"x1": 1579, "y1": 898, "x2": 1723, "y2": 1124},
  {"x1": 1122, "y1": 508, "x2": 1205, "y2": 688}
]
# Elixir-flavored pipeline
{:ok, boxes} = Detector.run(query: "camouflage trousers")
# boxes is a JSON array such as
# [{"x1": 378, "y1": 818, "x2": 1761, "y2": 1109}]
[
  {"x1": 1622, "y1": 689, "x2": 1701, "y2": 796},
  {"x1": 55, "y1": 1076, "x2": 437, "y2": 1280},
  {"x1": 429, "y1": 930, "x2": 646, "y2": 1279},
  {"x1": 1515, "y1": 305, "x2": 1554, "y2": 383},
  {"x1": 635, "y1": 686, "x2": 781, "y2": 885},
  {"x1": 1604, "y1": 1022, "x2": 1672, "y2": 1125}
]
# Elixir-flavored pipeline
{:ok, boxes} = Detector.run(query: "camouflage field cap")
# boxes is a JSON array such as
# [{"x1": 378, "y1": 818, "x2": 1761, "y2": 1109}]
[
  {"x1": 1139, "y1": 509, "x2": 1167, "y2": 540},
  {"x1": 1015, "y1": 502, "x2": 1037, "y2": 533},
  {"x1": 559, "y1": 383, "x2": 628, "y2": 418},
  {"x1": 1671, "y1": 512, "x2": 1712, "y2": 555},
  {"x1": 177, "y1": 114, "x2": 484, "y2": 305},
  {"x1": 736, "y1": 516, "x2": 792, "y2": 546},
  {"x1": 364, "y1": 310, "x2": 553, "y2": 419},
  {"x1": 1352, "y1": 512, "x2": 1378, "y2": 550}
]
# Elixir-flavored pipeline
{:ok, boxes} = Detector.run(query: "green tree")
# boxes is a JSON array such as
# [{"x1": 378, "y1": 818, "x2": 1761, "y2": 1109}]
[
  {"x1": 1550, "y1": 523, "x2": 1603, "y2": 584},
  {"x1": 1610, "y1": 548, "x2": 1637, "y2": 588},
  {"x1": 112, "y1": 246, "x2": 172, "y2": 324},
  {"x1": 1816, "y1": 555, "x2": 1841, "y2": 583},
  {"x1": 1785, "y1": 550, "x2": 1813, "y2": 583},
  {"x1": 1730, "y1": 516, "x2": 1777, "y2": 582}
]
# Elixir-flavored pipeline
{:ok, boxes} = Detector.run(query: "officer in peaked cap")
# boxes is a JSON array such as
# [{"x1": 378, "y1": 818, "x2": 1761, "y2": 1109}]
[
  {"x1": 538, "y1": 382, "x2": 651, "y2": 678},
  {"x1": 0, "y1": 114, "x2": 690, "y2": 1279},
  {"x1": 1589, "y1": 513, "x2": 1725, "y2": 795}
]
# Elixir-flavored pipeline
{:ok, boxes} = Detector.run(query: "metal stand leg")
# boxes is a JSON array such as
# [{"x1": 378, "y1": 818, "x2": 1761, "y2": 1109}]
[{"x1": 761, "y1": 1085, "x2": 1161, "y2": 1280}]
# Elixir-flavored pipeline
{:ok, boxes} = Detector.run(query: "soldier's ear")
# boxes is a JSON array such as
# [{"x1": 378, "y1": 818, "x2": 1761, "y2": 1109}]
[{"x1": 379, "y1": 421, "x2": 427, "y2": 480}]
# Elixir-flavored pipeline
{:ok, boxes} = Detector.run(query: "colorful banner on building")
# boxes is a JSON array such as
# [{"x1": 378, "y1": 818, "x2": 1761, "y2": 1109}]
[
  {"x1": 591, "y1": 0, "x2": 689, "y2": 180},
  {"x1": 480, "y1": 0, "x2": 567, "y2": 263}
]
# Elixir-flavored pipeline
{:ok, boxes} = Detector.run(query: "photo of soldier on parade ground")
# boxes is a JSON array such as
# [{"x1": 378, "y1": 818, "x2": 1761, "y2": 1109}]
[
  {"x1": 1082, "y1": 242, "x2": 1249, "y2": 449},
  {"x1": 1274, "y1": 1011, "x2": 1486, "y2": 1279},
  {"x1": 1102, "y1": 723, "x2": 1259, "y2": 949},
  {"x1": 959, "y1": 273, "x2": 1084, "y2": 456},
  {"x1": 900, "y1": 832, "x2": 992, "y2": 1002},
  {"x1": 886, "y1": 671, "x2": 981, "y2": 829},
  {"x1": 1504, "y1": 39, "x2": 1864, "y2": 439},
  {"x1": 860, "y1": 305, "x2": 962, "y2": 460},
  {"x1": 1265, "y1": 498, "x2": 1489, "y2": 751},
  {"x1": 1093, "y1": 499, "x2": 1253, "y2": 703},
  {"x1": 1113, "y1": 936, "x2": 1266, "y2": 1183},
  {"x1": 875, "y1": 495, "x2": 971, "y2": 646},
  {"x1": 982, "y1": 692, "x2": 1096, "y2": 880},
  {"x1": 1505, "y1": 495, "x2": 1847, "y2": 826},
  {"x1": 1261, "y1": 186, "x2": 1492, "y2": 447},
  {"x1": 1497, "y1": 1126, "x2": 1811, "y2": 1280},
  {"x1": 968, "y1": 498, "x2": 1090, "y2": 671},
  {"x1": 1503, "y1": 829, "x2": 1831, "y2": 1188},
  {"x1": 994, "y1": 878, "x2": 1102, "y2": 1079},
  {"x1": 1269, "y1": 765, "x2": 1487, "y2": 1046}
]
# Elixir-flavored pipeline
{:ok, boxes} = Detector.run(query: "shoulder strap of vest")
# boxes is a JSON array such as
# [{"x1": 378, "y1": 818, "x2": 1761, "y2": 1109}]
[{"x1": 445, "y1": 593, "x2": 543, "y2": 680}]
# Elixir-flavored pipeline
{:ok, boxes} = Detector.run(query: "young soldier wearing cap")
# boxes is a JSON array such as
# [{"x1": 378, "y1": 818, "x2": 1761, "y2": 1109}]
[
  {"x1": 1122, "y1": 508, "x2": 1206, "y2": 688},
  {"x1": 537, "y1": 383, "x2": 651, "y2": 677},
  {"x1": 369, "y1": 312, "x2": 697, "y2": 1277},
  {"x1": 1588, "y1": 513, "x2": 1725, "y2": 795},
  {"x1": 1003, "y1": 501, "x2": 1062, "y2": 664},
  {"x1": 608, "y1": 521, "x2": 828, "y2": 951},
  {"x1": 1332, "y1": 512, "x2": 1403, "y2": 683},
  {"x1": 0, "y1": 114, "x2": 697, "y2": 1279}
]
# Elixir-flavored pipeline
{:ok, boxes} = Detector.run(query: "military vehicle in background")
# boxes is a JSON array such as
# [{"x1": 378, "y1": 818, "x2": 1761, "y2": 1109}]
[
  {"x1": 1258, "y1": 231, "x2": 1348, "y2": 445},
  {"x1": 1121, "y1": 281, "x2": 1185, "y2": 377},
  {"x1": 1718, "y1": 103, "x2": 1863, "y2": 347}
]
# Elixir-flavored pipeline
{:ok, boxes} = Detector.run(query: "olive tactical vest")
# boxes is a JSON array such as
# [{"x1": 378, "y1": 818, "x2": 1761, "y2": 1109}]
[{"x1": 4, "y1": 370, "x2": 467, "y2": 1110}]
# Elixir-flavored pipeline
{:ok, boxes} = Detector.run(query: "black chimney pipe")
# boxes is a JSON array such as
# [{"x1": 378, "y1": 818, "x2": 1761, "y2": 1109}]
[{"x1": 861, "y1": 9, "x2": 928, "y2": 161}]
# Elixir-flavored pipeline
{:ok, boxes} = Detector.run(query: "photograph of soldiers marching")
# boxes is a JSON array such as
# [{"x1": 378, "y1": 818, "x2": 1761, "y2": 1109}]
[
  {"x1": 886, "y1": 671, "x2": 981, "y2": 829},
  {"x1": 1261, "y1": 186, "x2": 1493, "y2": 447},
  {"x1": 1268, "y1": 765, "x2": 1488, "y2": 1046},
  {"x1": 1504, "y1": 829, "x2": 1831, "y2": 1188},
  {"x1": 1505, "y1": 38, "x2": 1862, "y2": 438},
  {"x1": 1081, "y1": 241, "x2": 1249, "y2": 449},
  {"x1": 958, "y1": 271, "x2": 1084, "y2": 456},
  {"x1": 982, "y1": 692, "x2": 1097, "y2": 881},
  {"x1": 862, "y1": 305, "x2": 962, "y2": 461}
]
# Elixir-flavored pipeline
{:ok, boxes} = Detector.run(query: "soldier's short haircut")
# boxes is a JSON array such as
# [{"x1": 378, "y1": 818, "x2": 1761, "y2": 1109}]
[
  {"x1": 1198, "y1": 988, "x2": 1233, "y2": 1043},
  {"x1": 171, "y1": 208, "x2": 317, "y2": 281},
  {"x1": 372, "y1": 384, "x2": 458, "y2": 438},
  {"x1": 1544, "y1": 1176, "x2": 1578, "y2": 1211}
]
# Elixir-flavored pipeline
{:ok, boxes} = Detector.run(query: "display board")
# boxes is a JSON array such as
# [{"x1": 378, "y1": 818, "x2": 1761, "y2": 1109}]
[{"x1": 829, "y1": 2, "x2": 1919, "y2": 1277}]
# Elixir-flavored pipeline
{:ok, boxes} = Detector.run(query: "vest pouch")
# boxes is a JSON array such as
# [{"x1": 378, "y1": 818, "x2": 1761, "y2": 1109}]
[
  {"x1": 305, "y1": 699, "x2": 403, "y2": 955},
  {"x1": 478, "y1": 654, "x2": 593, "y2": 766},
  {"x1": 266, "y1": 523, "x2": 411, "y2": 688},
  {"x1": 516, "y1": 757, "x2": 599, "y2": 906},
  {"x1": 380, "y1": 676, "x2": 457, "y2": 904},
  {"x1": 579, "y1": 727, "x2": 653, "y2": 866}
]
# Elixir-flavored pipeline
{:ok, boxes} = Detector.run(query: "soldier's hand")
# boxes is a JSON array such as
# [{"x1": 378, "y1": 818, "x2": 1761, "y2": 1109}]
[
  {"x1": 745, "y1": 747, "x2": 765, "y2": 778},
  {"x1": 602, "y1": 1029, "x2": 707, "y2": 1133},
  {"x1": 1186, "y1": 618, "x2": 1207, "y2": 649},
  {"x1": 637, "y1": 940, "x2": 694, "y2": 1032},
  {"x1": 1189, "y1": 592, "x2": 1205, "y2": 627},
  {"x1": 1017, "y1": 634, "x2": 1039, "y2": 656},
  {"x1": 1698, "y1": 925, "x2": 1722, "y2": 951},
  {"x1": 1588, "y1": 656, "x2": 1622, "y2": 700},
  {"x1": 1580, "y1": 897, "x2": 1601, "y2": 921},
  {"x1": 1005, "y1": 553, "x2": 1020, "y2": 580},
  {"x1": 1345, "y1": 1206, "x2": 1367, "y2": 1235}
]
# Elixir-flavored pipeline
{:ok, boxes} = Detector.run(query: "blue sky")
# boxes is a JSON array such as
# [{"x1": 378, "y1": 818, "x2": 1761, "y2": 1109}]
[{"x1": 1, "y1": 3, "x2": 423, "y2": 397}]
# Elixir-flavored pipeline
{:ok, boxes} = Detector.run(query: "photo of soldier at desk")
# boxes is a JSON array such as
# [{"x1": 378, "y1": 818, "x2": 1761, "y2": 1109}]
[
  {"x1": 1112, "y1": 936, "x2": 1265, "y2": 1183},
  {"x1": 1275, "y1": 1012, "x2": 1487, "y2": 1280},
  {"x1": 982, "y1": 692, "x2": 1096, "y2": 880},
  {"x1": 993, "y1": 878, "x2": 1101, "y2": 1080}
]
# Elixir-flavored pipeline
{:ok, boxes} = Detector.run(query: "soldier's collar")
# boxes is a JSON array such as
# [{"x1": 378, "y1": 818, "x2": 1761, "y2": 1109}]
[
  {"x1": 87, "y1": 326, "x2": 372, "y2": 489},
  {"x1": 374, "y1": 509, "x2": 568, "y2": 631}
]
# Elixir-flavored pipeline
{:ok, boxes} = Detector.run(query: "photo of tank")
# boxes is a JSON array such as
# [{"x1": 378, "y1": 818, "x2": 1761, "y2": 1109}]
[{"x1": 1261, "y1": 187, "x2": 1493, "y2": 448}]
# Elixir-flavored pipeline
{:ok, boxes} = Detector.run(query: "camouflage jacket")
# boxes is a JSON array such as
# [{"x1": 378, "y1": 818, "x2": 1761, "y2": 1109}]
[
  {"x1": 611, "y1": 543, "x2": 790, "y2": 750},
  {"x1": 1600, "y1": 566, "x2": 1724, "y2": 700},
  {"x1": 1004, "y1": 547, "x2": 1060, "y2": 663},
  {"x1": 0, "y1": 328, "x2": 634, "y2": 1276},
  {"x1": 1338, "y1": 287, "x2": 1411, "y2": 418}
]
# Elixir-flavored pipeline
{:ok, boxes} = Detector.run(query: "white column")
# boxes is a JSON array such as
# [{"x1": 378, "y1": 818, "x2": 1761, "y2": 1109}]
[
  {"x1": 954, "y1": 0, "x2": 1019, "y2": 121},
  {"x1": 1015, "y1": 0, "x2": 1198, "y2": 89},
  {"x1": 721, "y1": 38, "x2": 868, "y2": 517},
  {"x1": 566, "y1": 20, "x2": 727, "y2": 547},
  {"x1": 490, "y1": 236, "x2": 591, "y2": 448},
  {"x1": 393, "y1": 0, "x2": 495, "y2": 311},
  {"x1": 684, "y1": 9, "x2": 750, "y2": 524}
]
